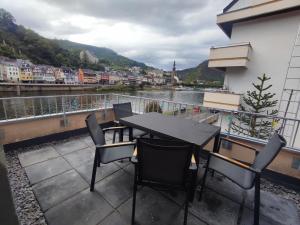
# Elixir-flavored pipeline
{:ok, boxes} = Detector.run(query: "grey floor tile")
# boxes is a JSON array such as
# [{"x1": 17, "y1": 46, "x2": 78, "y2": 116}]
[
  {"x1": 76, "y1": 160, "x2": 121, "y2": 183},
  {"x1": 33, "y1": 170, "x2": 88, "y2": 211},
  {"x1": 18, "y1": 146, "x2": 59, "y2": 167},
  {"x1": 118, "y1": 187, "x2": 182, "y2": 225},
  {"x1": 205, "y1": 173, "x2": 245, "y2": 204},
  {"x1": 189, "y1": 189, "x2": 240, "y2": 225},
  {"x1": 53, "y1": 139, "x2": 88, "y2": 155},
  {"x1": 115, "y1": 159, "x2": 131, "y2": 168},
  {"x1": 171, "y1": 210, "x2": 208, "y2": 225},
  {"x1": 245, "y1": 190, "x2": 300, "y2": 225},
  {"x1": 25, "y1": 157, "x2": 71, "y2": 184},
  {"x1": 81, "y1": 136, "x2": 95, "y2": 148},
  {"x1": 94, "y1": 169, "x2": 133, "y2": 208},
  {"x1": 63, "y1": 148, "x2": 94, "y2": 168},
  {"x1": 99, "y1": 211, "x2": 129, "y2": 225},
  {"x1": 45, "y1": 188, "x2": 113, "y2": 225},
  {"x1": 239, "y1": 208, "x2": 283, "y2": 225},
  {"x1": 122, "y1": 163, "x2": 134, "y2": 175}
]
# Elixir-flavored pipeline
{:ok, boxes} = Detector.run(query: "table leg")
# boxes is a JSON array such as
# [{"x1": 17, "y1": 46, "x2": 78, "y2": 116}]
[
  {"x1": 213, "y1": 132, "x2": 220, "y2": 153},
  {"x1": 119, "y1": 129, "x2": 124, "y2": 142},
  {"x1": 129, "y1": 127, "x2": 133, "y2": 141},
  {"x1": 211, "y1": 132, "x2": 220, "y2": 177}
]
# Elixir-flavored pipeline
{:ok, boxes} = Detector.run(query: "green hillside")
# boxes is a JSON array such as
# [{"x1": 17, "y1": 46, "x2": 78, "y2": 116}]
[
  {"x1": 0, "y1": 8, "x2": 148, "y2": 70},
  {"x1": 55, "y1": 40, "x2": 148, "y2": 69},
  {"x1": 177, "y1": 60, "x2": 224, "y2": 84}
]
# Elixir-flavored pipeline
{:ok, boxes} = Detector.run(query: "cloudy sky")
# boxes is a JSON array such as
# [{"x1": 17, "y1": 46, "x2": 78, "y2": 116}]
[{"x1": 1, "y1": 0, "x2": 231, "y2": 70}]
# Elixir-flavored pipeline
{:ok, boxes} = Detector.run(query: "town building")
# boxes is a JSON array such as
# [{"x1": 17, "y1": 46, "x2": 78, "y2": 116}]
[
  {"x1": 3, "y1": 60, "x2": 20, "y2": 82},
  {"x1": 17, "y1": 59, "x2": 33, "y2": 83},
  {"x1": 62, "y1": 67, "x2": 76, "y2": 84},
  {"x1": 78, "y1": 69, "x2": 97, "y2": 84},
  {"x1": 32, "y1": 65, "x2": 45, "y2": 83},
  {"x1": 0, "y1": 62, "x2": 6, "y2": 81},
  {"x1": 54, "y1": 68, "x2": 65, "y2": 84},
  {"x1": 207, "y1": 0, "x2": 300, "y2": 113},
  {"x1": 43, "y1": 66, "x2": 55, "y2": 83}
]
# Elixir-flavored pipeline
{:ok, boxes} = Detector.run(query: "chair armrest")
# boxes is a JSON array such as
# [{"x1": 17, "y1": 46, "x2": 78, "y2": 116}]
[
  {"x1": 102, "y1": 126, "x2": 128, "y2": 132},
  {"x1": 210, "y1": 152, "x2": 261, "y2": 174},
  {"x1": 189, "y1": 154, "x2": 197, "y2": 171},
  {"x1": 221, "y1": 137, "x2": 258, "y2": 154},
  {"x1": 96, "y1": 141, "x2": 135, "y2": 149},
  {"x1": 131, "y1": 147, "x2": 138, "y2": 163}
]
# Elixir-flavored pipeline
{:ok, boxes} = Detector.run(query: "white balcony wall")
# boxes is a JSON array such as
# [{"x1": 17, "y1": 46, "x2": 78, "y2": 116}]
[{"x1": 223, "y1": 11, "x2": 300, "y2": 102}]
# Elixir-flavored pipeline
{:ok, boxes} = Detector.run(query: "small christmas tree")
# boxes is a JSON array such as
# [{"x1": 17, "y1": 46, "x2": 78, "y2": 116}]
[{"x1": 231, "y1": 74, "x2": 278, "y2": 139}]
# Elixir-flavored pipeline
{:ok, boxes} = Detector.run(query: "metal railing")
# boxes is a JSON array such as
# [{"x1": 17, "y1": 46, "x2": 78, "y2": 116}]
[{"x1": 0, "y1": 93, "x2": 300, "y2": 151}]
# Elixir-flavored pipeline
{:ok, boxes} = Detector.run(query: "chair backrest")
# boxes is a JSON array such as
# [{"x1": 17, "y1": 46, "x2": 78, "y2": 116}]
[
  {"x1": 252, "y1": 133, "x2": 286, "y2": 171},
  {"x1": 85, "y1": 113, "x2": 105, "y2": 146},
  {"x1": 113, "y1": 102, "x2": 133, "y2": 121},
  {"x1": 136, "y1": 138, "x2": 193, "y2": 187}
]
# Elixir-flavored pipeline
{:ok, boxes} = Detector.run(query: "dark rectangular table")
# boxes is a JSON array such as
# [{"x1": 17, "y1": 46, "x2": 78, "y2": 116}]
[{"x1": 119, "y1": 112, "x2": 221, "y2": 152}]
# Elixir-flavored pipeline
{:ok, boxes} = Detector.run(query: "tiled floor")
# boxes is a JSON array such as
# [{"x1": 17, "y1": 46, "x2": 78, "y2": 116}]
[{"x1": 18, "y1": 133, "x2": 300, "y2": 225}]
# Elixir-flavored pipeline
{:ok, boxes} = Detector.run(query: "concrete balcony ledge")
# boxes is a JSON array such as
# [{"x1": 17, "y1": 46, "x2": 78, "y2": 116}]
[
  {"x1": 218, "y1": 0, "x2": 300, "y2": 36},
  {"x1": 208, "y1": 42, "x2": 251, "y2": 69},
  {"x1": 203, "y1": 91, "x2": 241, "y2": 111}
]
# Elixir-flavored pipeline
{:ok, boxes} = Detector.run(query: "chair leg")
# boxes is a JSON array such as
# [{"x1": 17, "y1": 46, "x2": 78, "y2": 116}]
[
  {"x1": 90, "y1": 150, "x2": 98, "y2": 192},
  {"x1": 183, "y1": 190, "x2": 189, "y2": 225},
  {"x1": 97, "y1": 153, "x2": 100, "y2": 167},
  {"x1": 254, "y1": 176, "x2": 260, "y2": 225},
  {"x1": 131, "y1": 167, "x2": 138, "y2": 225},
  {"x1": 112, "y1": 130, "x2": 116, "y2": 143},
  {"x1": 198, "y1": 156, "x2": 210, "y2": 201}
]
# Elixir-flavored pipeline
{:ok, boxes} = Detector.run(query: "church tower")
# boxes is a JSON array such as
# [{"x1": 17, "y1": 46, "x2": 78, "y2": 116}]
[{"x1": 171, "y1": 60, "x2": 176, "y2": 85}]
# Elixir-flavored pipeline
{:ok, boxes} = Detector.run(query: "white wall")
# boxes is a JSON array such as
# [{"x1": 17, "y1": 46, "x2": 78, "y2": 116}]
[{"x1": 225, "y1": 11, "x2": 300, "y2": 105}]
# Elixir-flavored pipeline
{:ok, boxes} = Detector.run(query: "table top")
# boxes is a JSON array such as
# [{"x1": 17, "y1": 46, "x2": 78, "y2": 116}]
[{"x1": 119, "y1": 112, "x2": 221, "y2": 147}]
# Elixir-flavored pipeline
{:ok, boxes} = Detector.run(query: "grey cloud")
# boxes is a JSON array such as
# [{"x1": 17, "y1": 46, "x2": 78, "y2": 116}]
[{"x1": 39, "y1": 0, "x2": 226, "y2": 35}]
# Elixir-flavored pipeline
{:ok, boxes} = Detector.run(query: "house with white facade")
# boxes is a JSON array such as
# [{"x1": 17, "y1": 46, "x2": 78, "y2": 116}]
[
  {"x1": 3, "y1": 60, "x2": 20, "y2": 82},
  {"x1": 206, "y1": 0, "x2": 300, "y2": 147},
  {"x1": 206, "y1": 0, "x2": 300, "y2": 113}
]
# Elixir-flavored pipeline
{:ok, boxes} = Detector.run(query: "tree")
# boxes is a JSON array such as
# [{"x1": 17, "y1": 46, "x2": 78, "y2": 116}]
[
  {"x1": 0, "y1": 8, "x2": 16, "y2": 26},
  {"x1": 231, "y1": 74, "x2": 278, "y2": 139}
]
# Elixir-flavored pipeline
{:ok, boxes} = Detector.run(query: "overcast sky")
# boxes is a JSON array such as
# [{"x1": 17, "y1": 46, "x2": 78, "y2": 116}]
[{"x1": 1, "y1": 0, "x2": 231, "y2": 70}]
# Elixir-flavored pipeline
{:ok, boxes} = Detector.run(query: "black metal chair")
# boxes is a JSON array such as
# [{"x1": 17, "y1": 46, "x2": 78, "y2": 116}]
[
  {"x1": 85, "y1": 113, "x2": 135, "y2": 191},
  {"x1": 113, "y1": 102, "x2": 147, "y2": 142},
  {"x1": 131, "y1": 138, "x2": 197, "y2": 225},
  {"x1": 199, "y1": 133, "x2": 286, "y2": 225}
]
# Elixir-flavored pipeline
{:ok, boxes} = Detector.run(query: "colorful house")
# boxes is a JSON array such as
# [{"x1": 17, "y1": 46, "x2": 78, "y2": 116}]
[
  {"x1": 54, "y1": 68, "x2": 65, "y2": 84},
  {"x1": 17, "y1": 59, "x2": 33, "y2": 83},
  {"x1": 78, "y1": 68, "x2": 97, "y2": 84}
]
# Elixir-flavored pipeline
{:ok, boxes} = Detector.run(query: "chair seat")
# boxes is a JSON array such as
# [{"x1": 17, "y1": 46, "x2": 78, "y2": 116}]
[
  {"x1": 209, "y1": 154, "x2": 255, "y2": 189},
  {"x1": 100, "y1": 145, "x2": 135, "y2": 164}
]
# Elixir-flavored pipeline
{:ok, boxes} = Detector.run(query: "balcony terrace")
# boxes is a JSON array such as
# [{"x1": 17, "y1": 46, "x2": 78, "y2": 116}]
[{"x1": 1, "y1": 94, "x2": 300, "y2": 225}]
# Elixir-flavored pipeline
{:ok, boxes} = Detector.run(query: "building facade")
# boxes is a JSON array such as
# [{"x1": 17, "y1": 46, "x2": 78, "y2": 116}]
[
  {"x1": 78, "y1": 69, "x2": 97, "y2": 84},
  {"x1": 207, "y1": 0, "x2": 300, "y2": 112},
  {"x1": 4, "y1": 61, "x2": 20, "y2": 82},
  {"x1": 207, "y1": 0, "x2": 300, "y2": 147},
  {"x1": 17, "y1": 59, "x2": 33, "y2": 83}
]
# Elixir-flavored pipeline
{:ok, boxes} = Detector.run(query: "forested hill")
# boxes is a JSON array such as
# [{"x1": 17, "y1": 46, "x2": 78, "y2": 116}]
[
  {"x1": 55, "y1": 40, "x2": 147, "y2": 68},
  {"x1": 177, "y1": 60, "x2": 224, "y2": 83},
  {"x1": 0, "y1": 8, "x2": 148, "y2": 69}
]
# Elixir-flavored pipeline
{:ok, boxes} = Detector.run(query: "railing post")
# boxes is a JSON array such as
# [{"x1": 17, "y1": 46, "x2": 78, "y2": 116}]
[
  {"x1": 2, "y1": 100, "x2": 7, "y2": 120},
  {"x1": 62, "y1": 96, "x2": 67, "y2": 127}
]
